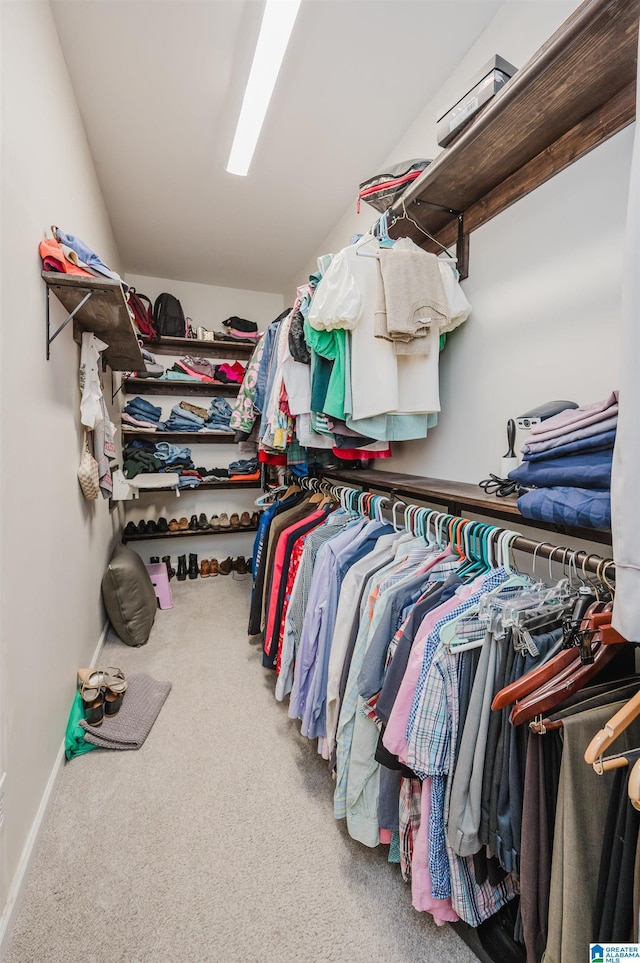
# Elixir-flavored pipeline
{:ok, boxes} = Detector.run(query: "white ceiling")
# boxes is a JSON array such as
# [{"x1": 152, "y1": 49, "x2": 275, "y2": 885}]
[{"x1": 51, "y1": 0, "x2": 503, "y2": 294}]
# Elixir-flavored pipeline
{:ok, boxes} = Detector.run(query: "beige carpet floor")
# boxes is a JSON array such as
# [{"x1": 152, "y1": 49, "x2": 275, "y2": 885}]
[{"x1": 5, "y1": 577, "x2": 479, "y2": 963}]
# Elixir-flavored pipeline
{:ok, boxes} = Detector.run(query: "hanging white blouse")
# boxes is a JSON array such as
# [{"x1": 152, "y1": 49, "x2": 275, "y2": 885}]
[{"x1": 308, "y1": 252, "x2": 363, "y2": 331}]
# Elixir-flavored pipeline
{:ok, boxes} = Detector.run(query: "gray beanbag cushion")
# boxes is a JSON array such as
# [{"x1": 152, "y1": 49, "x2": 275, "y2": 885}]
[{"x1": 101, "y1": 544, "x2": 157, "y2": 646}]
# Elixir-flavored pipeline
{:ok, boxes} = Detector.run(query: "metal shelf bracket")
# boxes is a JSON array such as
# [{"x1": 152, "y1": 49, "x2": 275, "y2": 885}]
[{"x1": 46, "y1": 286, "x2": 94, "y2": 360}]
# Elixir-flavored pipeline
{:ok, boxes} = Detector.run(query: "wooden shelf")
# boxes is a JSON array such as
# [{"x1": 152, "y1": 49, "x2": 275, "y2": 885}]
[
  {"x1": 121, "y1": 429, "x2": 237, "y2": 445},
  {"x1": 123, "y1": 525, "x2": 258, "y2": 543},
  {"x1": 130, "y1": 479, "x2": 262, "y2": 493},
  {"x1": 388, "y1": 0, "x2": 639, "y2": 271},
  {"x1": 123, "y1": 377, "x2": 239, "y2": 397},
  {"x1": 323, "y1": 469, "x2": 613, "y2": 545},
  {"x1": 141, "y1": 335, "x2": 255, "y2": 359},
  {"x1": 43, "y1": 272, "x2": 144, "y2": 370}
]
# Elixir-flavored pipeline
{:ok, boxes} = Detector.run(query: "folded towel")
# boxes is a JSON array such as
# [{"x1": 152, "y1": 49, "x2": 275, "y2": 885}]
[{"x1": 80, "y1": 674, "x2": 171, "y2": 750}]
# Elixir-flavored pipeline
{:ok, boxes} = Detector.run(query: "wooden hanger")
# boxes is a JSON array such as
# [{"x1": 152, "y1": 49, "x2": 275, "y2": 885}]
[
  {"x1": 628, "y1": 757, "x2": 640, "y2": 810},
  {"x1": 510, "y1": 642, "x2": 619, "y2": 727},
  {"x1": 491, "y1": 600, "x2": 607, "y2": 711},
  {"x1": 584, "y1": 688, "x2": 640, "y2": 772}
]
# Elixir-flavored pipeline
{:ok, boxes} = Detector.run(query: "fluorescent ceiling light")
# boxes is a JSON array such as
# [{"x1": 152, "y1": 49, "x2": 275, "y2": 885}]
[{"x1": 226, "y1": 0, "x2": 302, "y2": 177}]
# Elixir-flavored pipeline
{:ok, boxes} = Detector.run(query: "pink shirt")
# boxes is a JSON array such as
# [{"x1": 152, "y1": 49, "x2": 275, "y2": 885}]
[{"x1": 382, "y1": 580, "x2": 480, "y2": 761}]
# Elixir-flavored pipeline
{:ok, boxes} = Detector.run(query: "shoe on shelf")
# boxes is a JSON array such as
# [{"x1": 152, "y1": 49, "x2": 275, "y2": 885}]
[
  {"x1": 219, "y1": 513, "x2": 231, "y2": 530},
  {"x1": 197, "y1": 513, "x2": 210, "y2": 531},
  {"x1": 162, "y1": 555, "x2": 176, "y2": 579},
  {"x1": 188, "y1": 553, "x2": 199, "y2": 579},
  {"x1": 177, "y1": 555, "x2": 187, "y2": 581},
  {"x1": 168, "y1": 518, "x2": 180, "y2": 532},
  {"x1": 209, "y1": 558, "x2": 219, "y2": 576},
  {"x1": 147, "y1": 520, "x2": 158, "y2": 535},
  {"x1": 250, "y1": 511, "x2": 260, "y2": 527},
  {"x1": 233, "y1": 556, "x2": 248, "y2": 576},
  {"x1": 136, "y1": 519, "x2": 148, "y2": 535},
  {"x1": 209, "y1": 514, "x2": 220, "y2": 530},
  {"x1": 229, "y1": 513, "x2": 240, "y2": 529},
  {"x1": 239, "y1": 512, "x2": 252, "y2": 528},
  {"x1": 150, "y1": 556, "x2": 160, "y2": 564},
  {"x1": 178, "y1": 517, "x2": 189, "y2": 531},
  {"x1": 219, "y1": 556, "x2": 233, "y2": 576},
  {"x1": 157, "y1": 517, "x2": 169, "y2": 533},
  {"x1": 124, "y1": 521, "x2": 137, "y2": 538},
  {"x1": 188, "y1": 514, "x2": 199, "y2": 532},
  {"x1": 200, "y1": 559, "x2": 211, "y2": 578}
]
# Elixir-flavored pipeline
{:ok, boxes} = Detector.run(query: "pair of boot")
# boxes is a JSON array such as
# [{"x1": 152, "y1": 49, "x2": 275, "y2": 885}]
[
  {"x1": 218, "y1": 555, "x2": 248, "y2": 576},
  {"x1": 150, "y1": 555, "x2": 176, "y2": 579},
  {"x1": 176, "y1": 553, "x2": 199, "y2": 581}
]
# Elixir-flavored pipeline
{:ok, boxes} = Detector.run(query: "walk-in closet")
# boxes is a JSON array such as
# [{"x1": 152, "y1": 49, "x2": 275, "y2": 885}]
[{"x1": 1, "y1": 1, "x2": 639, "y2": 961}]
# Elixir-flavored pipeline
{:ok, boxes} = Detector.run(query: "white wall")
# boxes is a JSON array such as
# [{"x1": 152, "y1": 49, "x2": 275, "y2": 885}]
[
  {"x1": 120, "y1": 274, "x2": 284, "y2": 566},
  {"x1": 125, "y1": 273, "x2": 285, "y2": 334},
  {"x1": 0, "y1": 0, "x2": 125, "y2": 946},
  {"x1": 285, "y1": 0, "x2": 631, "y2": 486}
]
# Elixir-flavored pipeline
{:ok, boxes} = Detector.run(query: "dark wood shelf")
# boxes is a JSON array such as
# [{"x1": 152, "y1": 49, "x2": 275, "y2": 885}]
[
  {"x1": 323, "y1": 469, "x2": 613, "y2": 545},
  {"x1": 123, "y1": 524, "x2": 258, "y2": 543},
  {"x1": 141, "y1": 335, "x2": 255, "y2": 359},
  {"x1": 388, "y1": 0, "x2": 638, "y2": 270},
  {"x1": 43, "y1": 272, "x2": 144, "y2": 370},
  {"x1": 123, "y1": 377, "x2": 239, "y2": 397},
  {"x1": 130, "y1": 479, "x2": 261, "y2": 493},
  {"x1": 121, "y1": 429, "x2": 237, "y2": 445}
]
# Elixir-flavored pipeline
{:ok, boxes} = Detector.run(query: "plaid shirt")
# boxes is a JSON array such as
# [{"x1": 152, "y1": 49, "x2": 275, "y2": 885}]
[
  {"x1": 399, "y1": 777, "x2": 422, "y2": 883},
  {"x1": 406, "y1": 569, "x2": 518, "y2": 923}
]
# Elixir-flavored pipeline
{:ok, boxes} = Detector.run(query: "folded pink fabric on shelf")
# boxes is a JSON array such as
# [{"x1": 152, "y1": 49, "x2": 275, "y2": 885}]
[
  {"x1": 122, "y1": 412, "x2": 159, "y2": 430},
  {"x1": 529, "y1": 391, "x2": 618, "y2": 441},
  {"x1": 522, "y1": 414, "x2": 618, "y2": 455}
]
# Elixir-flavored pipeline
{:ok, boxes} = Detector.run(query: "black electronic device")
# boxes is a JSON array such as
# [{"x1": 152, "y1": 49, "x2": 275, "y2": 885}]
[{"x1": 516, "y1": 400, "x2": 578, "y2": 430}]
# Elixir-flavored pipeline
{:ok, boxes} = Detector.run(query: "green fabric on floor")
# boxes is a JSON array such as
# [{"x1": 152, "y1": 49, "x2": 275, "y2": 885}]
[{"x1": 65, "y1": 692, "x2": 97, "y2": 760}]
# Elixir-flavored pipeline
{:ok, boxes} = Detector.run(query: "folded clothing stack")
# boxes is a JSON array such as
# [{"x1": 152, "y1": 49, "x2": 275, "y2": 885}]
[
  {"x1": 227, "y1": 456, "x2": 260, "y2": 482},
  {"x1": 122, "y1": 396, "x2": 165, "y2": 431},
  {"x1": 510, "y1": 391, "x2": 618, "y2": 530},
  {"x1": 214, "y1": 362, "x2": 246, "y2": 384},
  {"x1": 123, "y1": 439, "x2": 201, "y2": 488},
  {"x1": 218, "y1": 316, "x2": 259, "y2": 343}
]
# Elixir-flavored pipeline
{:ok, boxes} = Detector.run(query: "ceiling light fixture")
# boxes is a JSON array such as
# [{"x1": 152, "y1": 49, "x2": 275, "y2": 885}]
[{"x1": 226, "y1": 0, "x2": 302, "y2": 177}]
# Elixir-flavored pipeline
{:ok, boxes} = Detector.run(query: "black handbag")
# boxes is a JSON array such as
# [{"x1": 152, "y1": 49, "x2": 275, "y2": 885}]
[{"x1": 357, "y1": 159, "x2": 431, "y2": 214}]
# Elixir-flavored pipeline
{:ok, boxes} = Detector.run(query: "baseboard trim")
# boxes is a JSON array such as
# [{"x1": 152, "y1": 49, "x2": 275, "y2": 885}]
[{"x1": 0, "y1": 618, "x2": 110, "y2": 961}]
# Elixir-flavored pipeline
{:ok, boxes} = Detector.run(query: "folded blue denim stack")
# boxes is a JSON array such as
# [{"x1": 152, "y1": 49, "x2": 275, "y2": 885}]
[
  {"x1": 511, "y1": 391, "x2": 617, "y2": 530},
  {"x1": 163, "y1": 404, "x2": 205, "y2": 432},
  {"x1": 123, "y1": 396, "x2": 165, "y2": 429},
  {"x1": 228, "y1": 456, "x2": 258, "y2": 474},
  {"x1": 206, "y1": 397, "x2": 234, "y2": 432}
]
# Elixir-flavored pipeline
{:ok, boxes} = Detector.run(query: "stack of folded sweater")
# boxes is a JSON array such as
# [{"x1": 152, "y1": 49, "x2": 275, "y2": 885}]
[
  {"x1": 122, "y1": 397, "x2": 164, "y2": 430},
  {"x1": 509, "y1": 391, "x2": 617, "y2": 530}
]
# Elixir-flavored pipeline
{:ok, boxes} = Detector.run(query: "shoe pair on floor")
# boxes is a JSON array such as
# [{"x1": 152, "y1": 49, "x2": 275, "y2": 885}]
[
  {"x1": 175, "y1": 554, "x2": 248, "y2": 578},
  {"x1": 77, "y1": 667, "x2": 127, "y2": 727}
]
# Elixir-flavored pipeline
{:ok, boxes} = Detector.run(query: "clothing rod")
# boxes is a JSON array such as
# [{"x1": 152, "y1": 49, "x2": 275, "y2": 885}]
[{"x1": 305, "y1": 475, "x2": 615, "y2": 578}]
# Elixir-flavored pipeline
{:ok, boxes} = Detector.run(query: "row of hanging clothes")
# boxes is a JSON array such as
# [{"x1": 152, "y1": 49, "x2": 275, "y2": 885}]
[
  {"x1": 248, "y1": 477, "x2": 640, "y2": 963},
  {"x1": 228, "y1": 209, "x2": 471, "y2": 473}
]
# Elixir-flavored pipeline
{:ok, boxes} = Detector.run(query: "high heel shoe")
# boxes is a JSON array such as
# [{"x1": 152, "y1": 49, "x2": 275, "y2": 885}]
[
  {"x1": 80, "y1": 680, "x2": 104, "y2": 726},
  {"x1": 102, "y1": 667, "x2": 127, "y2": 717}
]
